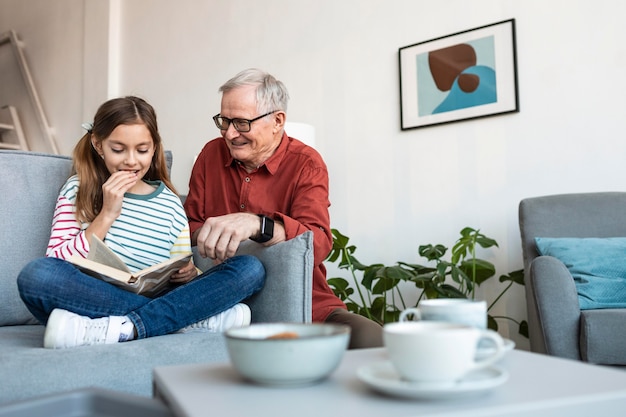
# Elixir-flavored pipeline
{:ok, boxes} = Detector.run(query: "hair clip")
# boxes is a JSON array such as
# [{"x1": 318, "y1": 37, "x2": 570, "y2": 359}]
[{"x1": 81, "y1": 122, "x2": 93, "y2": 133}]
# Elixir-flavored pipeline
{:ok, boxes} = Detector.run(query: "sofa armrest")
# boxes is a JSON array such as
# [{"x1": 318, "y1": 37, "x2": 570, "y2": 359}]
[
  {"x1": 528, "y1": 255, "x2": 582, "y2": 360},
  {"x1": 192, "y1": 231, "x2": 313, "y2": 323}
]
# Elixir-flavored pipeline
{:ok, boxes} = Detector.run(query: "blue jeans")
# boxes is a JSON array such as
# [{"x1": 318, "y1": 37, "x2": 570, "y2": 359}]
[{"x1": 17, "y1": 255, "x2": 265, "y2": 339}]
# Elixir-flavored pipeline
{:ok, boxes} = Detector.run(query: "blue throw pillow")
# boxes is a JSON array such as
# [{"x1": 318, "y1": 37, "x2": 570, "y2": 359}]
[{"x1": 535, "y1": 237, "x2": 626, "y2": 310}]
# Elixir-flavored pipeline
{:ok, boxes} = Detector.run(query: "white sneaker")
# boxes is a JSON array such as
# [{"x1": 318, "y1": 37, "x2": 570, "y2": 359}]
[
  {"x1": 44, "y1": 308, "x2": 126, "y2": 349},
  {"x1": 177, "y1": 304, "x2": 251, "y2": 333}
]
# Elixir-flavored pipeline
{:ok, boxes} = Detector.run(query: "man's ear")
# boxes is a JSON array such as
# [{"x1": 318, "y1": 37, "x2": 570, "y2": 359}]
[{"x1": 273, "y1": 111, "x2": 286, "y2": 133}]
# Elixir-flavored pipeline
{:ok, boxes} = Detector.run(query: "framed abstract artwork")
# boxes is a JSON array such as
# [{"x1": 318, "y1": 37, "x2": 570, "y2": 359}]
[{"x1": 399, "y1": 19, "x2": 519, "y2": 130}]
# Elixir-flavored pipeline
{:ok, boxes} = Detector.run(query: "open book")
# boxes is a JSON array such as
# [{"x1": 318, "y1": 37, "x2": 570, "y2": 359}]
[{"x1": 69, "y1": 235, "x2": 192, "y2": 297}]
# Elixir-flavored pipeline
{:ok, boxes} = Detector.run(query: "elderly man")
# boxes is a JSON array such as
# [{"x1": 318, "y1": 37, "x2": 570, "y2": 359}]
[{"x1": 184, "y1": 68, "x2": 382, "y2": 348}]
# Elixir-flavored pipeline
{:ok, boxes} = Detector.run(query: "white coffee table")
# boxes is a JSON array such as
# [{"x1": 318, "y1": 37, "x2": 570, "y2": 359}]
[{"x1": 153, "y1": 347, "x2": 626, "y2": 417}]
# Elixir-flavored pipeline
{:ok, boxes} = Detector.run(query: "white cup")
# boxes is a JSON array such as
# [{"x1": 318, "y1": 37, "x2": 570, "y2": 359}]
[
  {"x1": 400, "y1": 299, "x2": 487, "y2": 329},
  {"x1": 383, "y1": 321, "x2": 505, "y2": 386}
]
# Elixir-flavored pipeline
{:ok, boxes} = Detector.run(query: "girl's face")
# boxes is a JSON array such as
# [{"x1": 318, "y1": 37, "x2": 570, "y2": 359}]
[{"x1": 93, "y1": 123, "x2": 155, "y2": 183}]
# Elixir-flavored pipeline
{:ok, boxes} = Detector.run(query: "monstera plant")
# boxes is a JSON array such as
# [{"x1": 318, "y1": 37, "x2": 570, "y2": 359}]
[{"x1": 325, "y1": 227, "x2": 528, "y2": 337}]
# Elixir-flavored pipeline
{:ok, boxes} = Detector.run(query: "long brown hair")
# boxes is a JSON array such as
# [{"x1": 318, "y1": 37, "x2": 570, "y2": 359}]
[{"x1": 72, "y1": 96, "x2": 176, "y2": 223}]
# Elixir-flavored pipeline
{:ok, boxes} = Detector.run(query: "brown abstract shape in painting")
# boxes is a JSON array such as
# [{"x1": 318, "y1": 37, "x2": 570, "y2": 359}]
[
  {"x1": 457, "y1": 73, "x2": 480, "y2": 93},
  {"x1": 428, "y1": 44, "x2": 477, "y2": 92}
]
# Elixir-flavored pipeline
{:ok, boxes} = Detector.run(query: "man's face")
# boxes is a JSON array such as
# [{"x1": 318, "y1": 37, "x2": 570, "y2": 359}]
[{"x1": 219, "y1": 85, "x2": 283, "y2": 171}]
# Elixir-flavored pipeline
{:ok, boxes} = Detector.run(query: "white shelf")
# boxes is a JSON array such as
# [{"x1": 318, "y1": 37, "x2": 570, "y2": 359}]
[
  {"x1": 0, "y1": 30, "x2": 56, "y2": 153},
  {"x1": 0, "y1": 106, "x2": 28, "y2": 150},
  {"x1": 0, "y1": 143, "x2": 21, "y2": 150}
]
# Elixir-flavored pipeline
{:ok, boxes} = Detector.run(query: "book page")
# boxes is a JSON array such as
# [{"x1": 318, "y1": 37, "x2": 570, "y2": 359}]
[
  {"x1": 87, "y1": 235, "x2": 131, "y2": 273},
  {"x1": 69, "y1": 256, "x2": 134, "y2": 284}
]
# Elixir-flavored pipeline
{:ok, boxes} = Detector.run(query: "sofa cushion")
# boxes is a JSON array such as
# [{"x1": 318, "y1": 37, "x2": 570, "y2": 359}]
[
  {"x1": 580, "y1": 309, "x2": 626, "y2": 364},
  {"x1": 192, "y1": 231, "x2": 314, "y2": 323},
  {"x1": 0, "y1": 324, "x2": 228, "y2": 403},
  {"x1": 0, "y1": 151, "x2": 73, "y2": 325},
  {"x1": 535, "y1": 237, "x2": 626, "y2": 310}
]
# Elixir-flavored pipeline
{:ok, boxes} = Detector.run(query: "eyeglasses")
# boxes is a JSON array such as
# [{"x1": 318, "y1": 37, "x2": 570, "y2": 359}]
[{"x1": 212, "y1": 111, "x2": 278, "y2": 133}]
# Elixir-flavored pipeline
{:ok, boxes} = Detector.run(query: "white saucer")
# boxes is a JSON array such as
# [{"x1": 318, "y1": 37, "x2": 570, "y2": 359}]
[
  {"x1": 357, "y1": 361, "x2": 508, "y2": 400},
  {"x1": 476, "y1": 338, "x2": 515, "y2": 360}
]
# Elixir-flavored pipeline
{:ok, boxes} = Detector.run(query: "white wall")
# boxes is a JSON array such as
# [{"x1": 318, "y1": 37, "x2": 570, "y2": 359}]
[
  {"x1": 0, "y1": 0, "x2": 115, "y2": 154},
  {"x1": 4, "y1": 0, "x2": 626, "y2": 349}
]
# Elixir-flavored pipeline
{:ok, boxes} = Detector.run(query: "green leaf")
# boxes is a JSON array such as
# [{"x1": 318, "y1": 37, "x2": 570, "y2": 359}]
[
  {"x1": 422, "y1": 284, "x2": 440, "y2": 299},
  {"x1": 327, "y1": 277, "x2": 354, "y2": 301},
  {"x1": 384, "y1": 309, "x2": 401, "y2": 324},
  {"x1": 476, "y1": 235, "x2": 498, "y2": 249},
  {"x1": 500, "y1": 269, "x2": 525, "y2": 286},
  {"x1": 360, "y1": 267, "x2": 377, "y2": 291},
  {"x1": 519, "y1": 320, "x2": 529, "y2": 338},
  {"x1": 410, "y1": 272, "x2": 437, "y2": 283},
  {"x1": 418, "y1": 244, "x2": 447, "y2": 261},
  {"x1": 449, "y1": 265, "x2": 465, "y2": 284},
  {"x1": 436, "y1": 262, "x2": 449, "y2": 277},
  {"x1": 331, "y1": 228, "x2": 350, "y2": 247},
  {"x1": 369, "y1": 297, "x2": 388, "y2": 324},
  {"x1": 398, "y1": 262, "x2": 433, "y2": 274},
  {"x1": 344, "y1": 301, "x2": 360, "y2": 314},
  {"x1": 459, "y1": 226, "x2": 476, "y2": 237},
  {"x1": 459, "y1": 259, "x2": 496, "y2": 285},
  {"x1": 371, "y1": 275, "x2": 399, "y2": 294},
  {"x1": 327, "y1": 277, "x2": 349, "y2": 290},
  {"x1": 432, "y1": 284, "x2": 466, "y2": 299},
  {"x1": 385, "y1": 265, "x2": 415, "y2": 281}
]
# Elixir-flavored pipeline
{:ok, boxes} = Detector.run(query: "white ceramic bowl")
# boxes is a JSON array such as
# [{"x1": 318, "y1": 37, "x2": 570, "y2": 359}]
[{"x1": 224, "y1": 323, "x2": 350, "y2": 386}]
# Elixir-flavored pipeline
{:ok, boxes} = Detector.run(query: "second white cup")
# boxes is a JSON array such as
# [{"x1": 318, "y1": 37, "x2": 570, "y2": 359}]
[{"x1": 400, "y1": 298, "x2": 487, "y2": 329}]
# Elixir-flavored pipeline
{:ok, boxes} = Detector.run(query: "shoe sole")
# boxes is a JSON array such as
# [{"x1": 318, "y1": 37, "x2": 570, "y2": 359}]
[
  {"x1": 43, "y1": 309, "x2": 68, "y2": 349},
  {"x1": 237, "y1": 304, "x2": 252, "y2": 327}
]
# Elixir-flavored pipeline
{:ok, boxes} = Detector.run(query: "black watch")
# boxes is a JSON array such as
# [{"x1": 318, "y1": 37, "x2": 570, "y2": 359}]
[{"x1": 251, "y1": 214, "x2": 274, "y2": 243}]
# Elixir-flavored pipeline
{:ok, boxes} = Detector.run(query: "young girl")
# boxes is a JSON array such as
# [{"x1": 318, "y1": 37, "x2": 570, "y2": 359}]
[{"x1": 17, "y1": 96, "x2": 265, "y2": 349}]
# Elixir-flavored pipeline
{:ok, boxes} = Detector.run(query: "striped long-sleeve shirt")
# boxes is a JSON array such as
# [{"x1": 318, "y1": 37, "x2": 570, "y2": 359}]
[{"x1": 47, "y1": 175, "x2": 191, "y2": 273}]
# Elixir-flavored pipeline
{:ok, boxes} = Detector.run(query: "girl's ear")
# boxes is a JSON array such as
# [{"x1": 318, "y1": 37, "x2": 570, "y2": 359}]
[{"x1": 91, "y1": 137, "x2": 104, "y2": 158}]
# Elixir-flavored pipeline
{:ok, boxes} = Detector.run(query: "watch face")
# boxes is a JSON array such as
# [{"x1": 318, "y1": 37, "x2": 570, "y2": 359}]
[{"x1": 252, "y1": 214, "x2": 274, "y2": 243}]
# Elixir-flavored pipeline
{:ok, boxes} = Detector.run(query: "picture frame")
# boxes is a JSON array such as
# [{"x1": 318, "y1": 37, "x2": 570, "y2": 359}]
[{"x1": 399, "y1": 19, "x2": 518, "y2": 130}]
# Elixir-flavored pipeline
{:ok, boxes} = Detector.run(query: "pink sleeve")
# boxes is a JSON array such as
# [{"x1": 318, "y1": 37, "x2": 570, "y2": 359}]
[{"x1": 45, "y1": 195, "x2": 90, "y2": 260}]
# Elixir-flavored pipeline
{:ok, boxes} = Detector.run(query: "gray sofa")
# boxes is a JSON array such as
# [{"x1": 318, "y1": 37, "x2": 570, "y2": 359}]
[
  {"x1": 0, "y1": 150, "x2": 313, "y2": 405},
  {"x1": 519, "y1": 192, "x2": 626, "y2": 365}
]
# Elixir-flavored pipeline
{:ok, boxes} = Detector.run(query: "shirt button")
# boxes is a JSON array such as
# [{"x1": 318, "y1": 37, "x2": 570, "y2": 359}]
[
  {"x1": 245, "y1": 177, "x2": 251, "y2": 182},
  {"x1": 240, "y1": 204, "x2": 245, "y2": 209}
]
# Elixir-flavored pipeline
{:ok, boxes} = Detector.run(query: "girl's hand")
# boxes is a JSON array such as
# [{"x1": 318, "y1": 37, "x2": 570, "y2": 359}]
[
  {"x1": 86, "y1": 171, "x2": 139, "y2": 243},
  {"x1": 100, "y1": 171, "x2": 139, "y2": 221},
  {"x1": 170, "y1": 260, "x2": 198, "y2": 284}
]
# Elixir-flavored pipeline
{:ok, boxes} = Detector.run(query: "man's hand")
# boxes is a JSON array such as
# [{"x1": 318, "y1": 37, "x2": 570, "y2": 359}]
[{"x1": 195, "y1": 213, "x2": 259, "y2": 262}]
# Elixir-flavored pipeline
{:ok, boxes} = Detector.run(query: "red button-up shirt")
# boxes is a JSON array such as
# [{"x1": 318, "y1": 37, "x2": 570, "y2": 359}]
[{"x1": 184, "y1": 132, "x2": 346, "y2": 322}]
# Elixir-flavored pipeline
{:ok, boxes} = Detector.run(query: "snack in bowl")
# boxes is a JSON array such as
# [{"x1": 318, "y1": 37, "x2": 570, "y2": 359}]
[
  {"x1": 225, "y1": 323, "x2": 350, "y2": 386},
  {"x1": 266, "y1": 331, "x2": 300, "y2": 339}
]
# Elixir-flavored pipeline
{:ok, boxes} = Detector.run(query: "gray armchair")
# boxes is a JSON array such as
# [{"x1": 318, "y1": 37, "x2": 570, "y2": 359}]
[{"x1": 519, "y1": 192, "x2": 626, "y2": 364}]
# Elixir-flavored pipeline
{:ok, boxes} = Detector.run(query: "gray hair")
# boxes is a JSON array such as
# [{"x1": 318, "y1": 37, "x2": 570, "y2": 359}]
[{"x1": 219, "y1": 68, "x2": 289, "y2": 114}]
